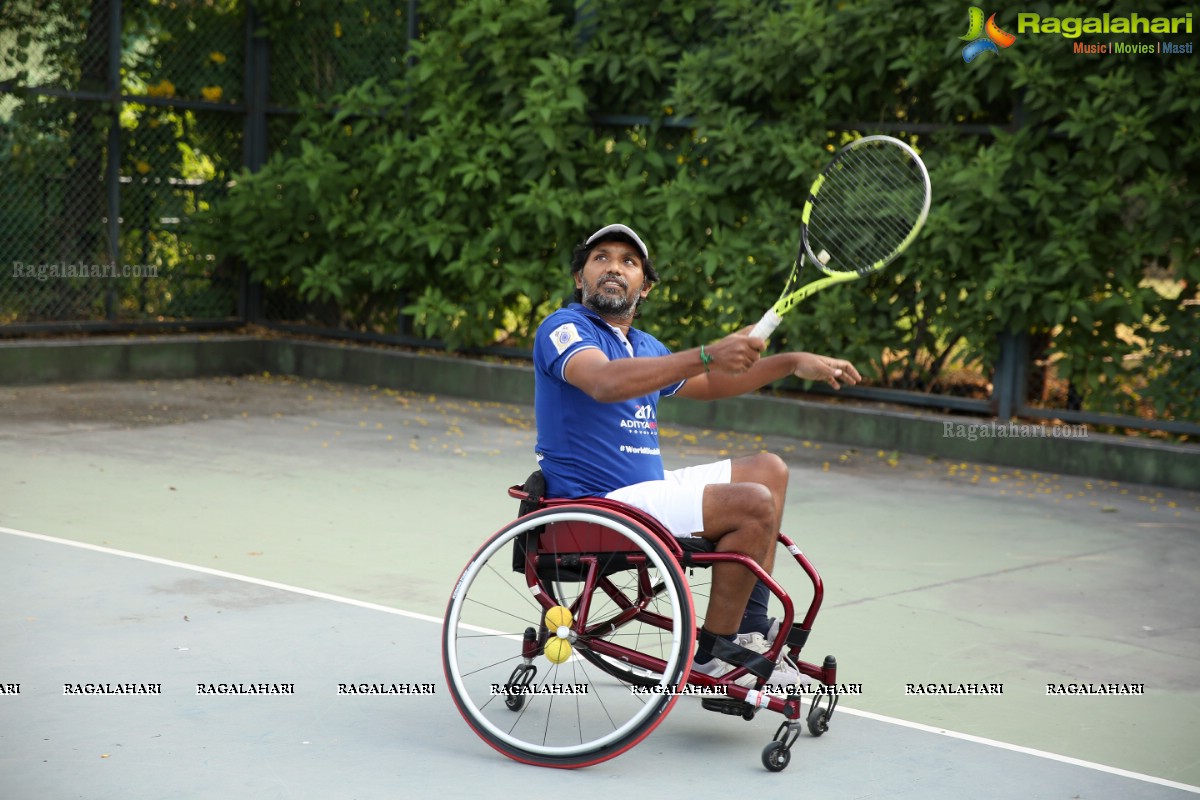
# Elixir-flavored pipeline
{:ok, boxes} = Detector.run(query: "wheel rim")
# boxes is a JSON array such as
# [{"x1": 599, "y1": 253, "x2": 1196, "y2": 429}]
[{"x1": 443, "y1": 509, "x2": 694, "y2": 763}]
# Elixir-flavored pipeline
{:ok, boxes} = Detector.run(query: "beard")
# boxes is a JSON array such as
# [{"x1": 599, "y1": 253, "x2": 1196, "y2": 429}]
[{"x1": 582, "y1": 276, "x2": 636, "y2": 318}]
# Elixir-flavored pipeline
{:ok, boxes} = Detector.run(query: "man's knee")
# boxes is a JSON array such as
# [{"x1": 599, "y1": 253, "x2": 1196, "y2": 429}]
[
  {"x1": 700, "y1": 480, "x2": 777, "y2": 552},
  {"x1": 726, "y1": 483, "x2": 776, "y2": 548},
  {"x1": 748, "y1": 481, "x2": 777, "y2": 525},
  {"x1": 758, "y1": 451, "x2": 788, "y2": 488},
  {"x1": 737, "y1": 452, "x2": 789, "y2": 492}
]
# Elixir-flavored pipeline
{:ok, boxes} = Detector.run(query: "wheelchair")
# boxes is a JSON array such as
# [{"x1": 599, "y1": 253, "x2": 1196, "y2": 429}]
[{"x1": 442, "y1": 471, "x2": 839, "y2": 771}]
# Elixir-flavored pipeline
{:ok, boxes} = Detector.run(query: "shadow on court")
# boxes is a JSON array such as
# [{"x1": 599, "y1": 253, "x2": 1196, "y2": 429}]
[{"x1": 2, "y1": 376, "x2": 1197, "y2": 798}]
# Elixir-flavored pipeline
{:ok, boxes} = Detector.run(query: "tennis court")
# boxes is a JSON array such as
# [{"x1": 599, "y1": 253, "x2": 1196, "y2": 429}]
[{"x1": 2, "y1": 376, "x2": 1197, "y2": 798}]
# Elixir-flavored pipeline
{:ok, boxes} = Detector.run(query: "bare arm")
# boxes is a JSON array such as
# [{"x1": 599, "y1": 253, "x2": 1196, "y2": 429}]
[
  {"x1": 562, "y1": 329, "x2": 860, "y2": 404},
  {"x1": 677, "y1": 351, "x2": 862, "y2": 401},
  {"x1": 563, "y1": 333, "x2": 763, "y2": 403}
]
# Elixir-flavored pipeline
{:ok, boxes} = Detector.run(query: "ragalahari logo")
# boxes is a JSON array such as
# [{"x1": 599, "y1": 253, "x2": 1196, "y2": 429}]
[{"x1": 961, "y1": 7, "x2": 1017, "y2": 62}]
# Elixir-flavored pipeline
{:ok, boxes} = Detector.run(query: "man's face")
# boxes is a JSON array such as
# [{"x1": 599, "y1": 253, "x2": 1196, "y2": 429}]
[{"x1": 575, "y1": 239, "x2": 651, "y2": 318}]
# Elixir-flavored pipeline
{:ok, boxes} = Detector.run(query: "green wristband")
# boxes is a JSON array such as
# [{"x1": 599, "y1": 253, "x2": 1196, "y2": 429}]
[{"x1": 699, "y1": 344, "x2": 712, "y2": 372}]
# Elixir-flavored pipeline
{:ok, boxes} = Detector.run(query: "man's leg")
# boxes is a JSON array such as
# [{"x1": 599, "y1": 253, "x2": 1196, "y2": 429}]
[
  {"x1": 603, "y1": 453, "x2": 790, "y2": 662},
  {"x1": 729, "y1": 454, "x2": 790, "y2": 637},
  {"x1": 732, "y1": 451, "x2": 789, "y2": 540},
  {"x1": 693, "y1": 452, "x2": 789, "y2": 637},
  {"x1": 742, "y1": 582, "x2": 773, "y2": 636}
]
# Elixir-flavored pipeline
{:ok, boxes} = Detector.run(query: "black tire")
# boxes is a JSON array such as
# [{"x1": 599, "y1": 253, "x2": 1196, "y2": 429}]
[
  {"x1": 443, "y1": 506, "x2": 696, "y2": 768},
  {"x1": 762, "y1": 740, "x2": 791, "y2": 772},
  {"x1": 808, "y1": 705, "x2": 829, "y2": 737},
  {"x1": 503, "y1": 663, "x2": 535, "y2": 711}
]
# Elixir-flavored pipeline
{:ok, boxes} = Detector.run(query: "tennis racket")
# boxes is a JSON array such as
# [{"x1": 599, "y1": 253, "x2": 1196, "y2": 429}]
[{"x1": 749, "y1": 135, "x2": 932, "y2": 340}]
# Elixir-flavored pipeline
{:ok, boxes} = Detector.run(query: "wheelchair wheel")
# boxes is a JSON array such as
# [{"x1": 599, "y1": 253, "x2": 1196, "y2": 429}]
[{"x1": 442, "y1": 506, "x2": 696, "y2": 769}]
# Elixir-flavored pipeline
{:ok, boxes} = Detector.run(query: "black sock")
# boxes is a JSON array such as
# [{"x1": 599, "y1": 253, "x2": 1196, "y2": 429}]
[{"x1": 738, "y1": 581, "x2": 773, "y2": 636}]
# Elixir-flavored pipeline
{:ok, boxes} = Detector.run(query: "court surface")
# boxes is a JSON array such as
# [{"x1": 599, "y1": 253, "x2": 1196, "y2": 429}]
[{"x1": 2, "y1": 376, "x2": 1198, "y2": 799}]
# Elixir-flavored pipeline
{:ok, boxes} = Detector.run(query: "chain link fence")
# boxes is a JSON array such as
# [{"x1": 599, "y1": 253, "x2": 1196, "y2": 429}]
[
  {"x1": 2, "y1": 0, "x2": 254, "y2": 329},
  {"x1": 0, "y1": 0, "x2": 419, "y2": 332}
]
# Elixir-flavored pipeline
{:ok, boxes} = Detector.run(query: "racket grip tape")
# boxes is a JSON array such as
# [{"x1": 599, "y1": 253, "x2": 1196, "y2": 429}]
[{"x1": 749, "y1": 309, "x2": 782, "y2": 341}]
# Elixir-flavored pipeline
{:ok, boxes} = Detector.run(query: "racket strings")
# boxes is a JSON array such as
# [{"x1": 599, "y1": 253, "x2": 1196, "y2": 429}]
[
  {"x1": 836, "y1": 143, "x2": 926, "y2": 205},
  {"x1": 815, "y1": 201, "x2": 915, "y2": 267},
  {"x1": 820, "y1": 149, "x2": 916, "y2": 220},
  {"x1": 813, "y1": 177, "x2": 925, "y2": 260},
  {"x1": 808, "y1": 143, "x2": 928, "y2": 273},
  {"x1": 815, "y1": 163, "x2": 923, "y2": 245}
]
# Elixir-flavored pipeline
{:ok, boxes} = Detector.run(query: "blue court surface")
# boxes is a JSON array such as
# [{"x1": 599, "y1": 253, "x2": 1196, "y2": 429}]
[{"x1": 2, "y1": 377, "x2": 1198, "y2": 799}]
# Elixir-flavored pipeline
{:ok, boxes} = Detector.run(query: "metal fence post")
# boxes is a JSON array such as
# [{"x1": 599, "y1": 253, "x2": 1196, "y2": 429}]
[
  {"x1": 993, "y1": 328, "x2": 1031, "y2": 420},
  {"x1": 1010, "y1": 329, "x2": 1030, "y2": 418},
  {"x1": 241, "y1": 3, "x2": 270, "y2": 324},
  {"x1": 104, "y1": 0, "x2": 123, "y2": 321},
  {"x1": 993, "y1": 330, "x2": 1014, "y2": 420},
  {"x1": 394, "y1": 0, "x2": 420, "y2": 336}
]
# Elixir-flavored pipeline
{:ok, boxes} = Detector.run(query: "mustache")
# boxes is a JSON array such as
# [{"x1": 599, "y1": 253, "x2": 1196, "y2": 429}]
[{"x1": 594, "y1": 273, "x2": 627, "y2": 289}]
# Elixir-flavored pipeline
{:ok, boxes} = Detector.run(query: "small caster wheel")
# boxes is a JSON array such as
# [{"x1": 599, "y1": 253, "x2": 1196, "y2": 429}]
[
  {"x1": 504, "y1": 663, "x2": 536, "y2": 712},
  {"x1": 807, "y1": 705, "x2": 829, "y2": 737},
  {"x1": 761, "y1": 740, "x2": 791, "y2": 772}
]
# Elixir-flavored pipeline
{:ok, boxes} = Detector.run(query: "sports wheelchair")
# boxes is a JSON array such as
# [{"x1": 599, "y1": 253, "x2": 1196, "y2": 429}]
[{"x1": 442, "y1": 471, "x2": 839, "y2": 771}]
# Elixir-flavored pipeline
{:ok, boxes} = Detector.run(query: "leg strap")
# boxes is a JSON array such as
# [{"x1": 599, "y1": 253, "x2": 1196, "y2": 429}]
[{"x1": 697, "y1": 629, "x2": 775, "y2": 681}]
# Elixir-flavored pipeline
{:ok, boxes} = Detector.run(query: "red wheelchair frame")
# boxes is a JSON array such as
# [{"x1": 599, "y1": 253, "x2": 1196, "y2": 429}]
[{"x1": 441, "y1": 475, "x2": 839, "y2": 771}]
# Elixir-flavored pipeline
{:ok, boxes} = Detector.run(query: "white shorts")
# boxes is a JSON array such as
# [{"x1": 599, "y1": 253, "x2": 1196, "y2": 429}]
[{"x1": 604, "y1": 460, "x2": 732, "y2": 539}]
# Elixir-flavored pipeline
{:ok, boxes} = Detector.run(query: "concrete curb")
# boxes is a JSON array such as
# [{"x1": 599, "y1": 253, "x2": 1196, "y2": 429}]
[{"x1": 1, "y1": 335, "x2": 1195, "y2": 489}]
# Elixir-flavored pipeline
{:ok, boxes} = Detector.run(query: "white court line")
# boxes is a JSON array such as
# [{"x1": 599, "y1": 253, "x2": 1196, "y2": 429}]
[
  {"x1": 834, "y1": 706, "x2": 1200, "y2": 794},
  {"x1": 0, "y1": 525, "x2": 444, "y2": 626},
  {"x1": 4, "y1": 524, "x2": 1198, "y2": 795}
]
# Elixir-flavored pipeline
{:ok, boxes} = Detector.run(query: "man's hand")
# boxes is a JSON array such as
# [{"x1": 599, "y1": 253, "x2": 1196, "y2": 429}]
[
  {"x1": 792, "y1": 352, "x2": 862, "y2": 390},
  {"x1": 703, "y1": 333, "x2": 766, "y2": 374}
]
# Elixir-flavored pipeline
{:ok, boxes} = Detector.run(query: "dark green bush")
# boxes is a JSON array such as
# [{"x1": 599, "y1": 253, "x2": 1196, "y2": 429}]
[{"x1": 202, "y1": 0, "x2": 1198, "y2": 422}]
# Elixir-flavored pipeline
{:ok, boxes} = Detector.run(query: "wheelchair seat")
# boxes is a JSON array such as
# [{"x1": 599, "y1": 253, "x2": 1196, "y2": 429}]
[{"x1": 509, "y1": 470, "x2": 717, "y2": 560}]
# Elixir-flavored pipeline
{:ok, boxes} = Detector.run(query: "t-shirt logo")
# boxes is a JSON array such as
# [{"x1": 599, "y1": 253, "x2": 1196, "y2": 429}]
[
  {"x1": 549, "y1": 322, "x2": 582, "y2": 355},
  {"x1": 621, "y1": 404, "x2": 658, "y2": 433}
]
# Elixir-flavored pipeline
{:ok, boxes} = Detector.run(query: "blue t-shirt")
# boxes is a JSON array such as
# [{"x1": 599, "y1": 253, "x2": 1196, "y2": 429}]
[{"x1": 533, "y1": 304, "x2": 684, "y2": 498}]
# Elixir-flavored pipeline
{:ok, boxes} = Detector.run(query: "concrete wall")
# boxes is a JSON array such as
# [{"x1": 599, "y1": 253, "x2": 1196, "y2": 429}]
[{"x1": 1, "y1": 335, "x2": 1195, "y2": 489}]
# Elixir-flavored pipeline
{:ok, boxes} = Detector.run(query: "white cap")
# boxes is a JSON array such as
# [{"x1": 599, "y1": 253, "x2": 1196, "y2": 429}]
[{"x1": 585, "y1": 224, "x2": 649, "y2": 261}]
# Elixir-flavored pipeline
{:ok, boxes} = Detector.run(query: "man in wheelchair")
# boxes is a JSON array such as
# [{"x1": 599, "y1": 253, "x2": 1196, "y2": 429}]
[{"x1": 532, "y1": 223, "x2": 860, "y2": 690}]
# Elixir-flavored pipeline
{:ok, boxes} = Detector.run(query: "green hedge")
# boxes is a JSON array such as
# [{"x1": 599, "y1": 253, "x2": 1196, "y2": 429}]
[{"x1": 201, "y1": 0, "x2": 1198, "y2": 424}]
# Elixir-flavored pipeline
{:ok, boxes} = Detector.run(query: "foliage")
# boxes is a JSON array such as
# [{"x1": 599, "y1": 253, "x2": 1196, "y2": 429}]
[
  {"x1": 251, "y1": 0, "x2": 421, "y2": 107},
  {"x1": 97, "y1": 0, "x2": 1200, "y2": 423}
]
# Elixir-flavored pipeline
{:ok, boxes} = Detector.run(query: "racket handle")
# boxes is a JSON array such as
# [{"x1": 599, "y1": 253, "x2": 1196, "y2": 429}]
[{"x1": 749, "y1": 310, "x2": 782, "y2": 341}]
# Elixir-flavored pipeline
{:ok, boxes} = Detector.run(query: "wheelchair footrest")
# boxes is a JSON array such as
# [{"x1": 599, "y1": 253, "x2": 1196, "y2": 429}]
[{"x1": 701, "y1": 698, "x2": 754, "y2": 718}]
